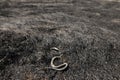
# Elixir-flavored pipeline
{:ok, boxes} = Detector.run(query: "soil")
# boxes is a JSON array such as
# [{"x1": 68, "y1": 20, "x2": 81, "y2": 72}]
[{"x1": 0, "y1": 0, "x2": 120, "y2": 80}]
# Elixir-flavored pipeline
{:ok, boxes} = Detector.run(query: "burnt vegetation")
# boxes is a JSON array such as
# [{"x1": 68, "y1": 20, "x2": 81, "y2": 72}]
[{"x1": 0, "y1": 0, "x2": 120, "y2": 80}]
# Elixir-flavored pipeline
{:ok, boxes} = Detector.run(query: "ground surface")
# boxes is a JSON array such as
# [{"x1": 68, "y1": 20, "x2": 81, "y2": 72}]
[{"x1": 0, "y1": 0, "x2": 120, "y2": 80}]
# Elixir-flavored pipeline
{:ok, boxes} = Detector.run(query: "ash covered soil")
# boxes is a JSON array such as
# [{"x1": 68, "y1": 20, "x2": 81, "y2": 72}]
[{"x1": 0, "y1": 0, "x2": 120, "y2": 80}]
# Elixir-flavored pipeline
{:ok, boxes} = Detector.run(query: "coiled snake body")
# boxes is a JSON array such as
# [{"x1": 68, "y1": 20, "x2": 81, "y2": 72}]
[
  {"x1": 50, "y1": 47, "x2": 68, "y2": 71},
  {"x1": 51, "y1": 55, "x2": 68, "y2": 71}
]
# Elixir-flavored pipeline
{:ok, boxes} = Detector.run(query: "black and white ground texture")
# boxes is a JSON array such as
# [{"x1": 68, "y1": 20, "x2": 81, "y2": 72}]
[{"x1": 0, "y1": 0, "x2": 120, "y2": 80}]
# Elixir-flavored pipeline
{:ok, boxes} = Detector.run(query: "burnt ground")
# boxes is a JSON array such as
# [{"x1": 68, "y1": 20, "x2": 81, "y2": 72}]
[{"x1": 0, "y1": 0, "x2": 120, "y2": 80}]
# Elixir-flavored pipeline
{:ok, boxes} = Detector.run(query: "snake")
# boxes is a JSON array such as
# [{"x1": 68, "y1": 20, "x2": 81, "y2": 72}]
[{"x1": 51, "y1": 54, "x2": 68, "y2": 71}]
